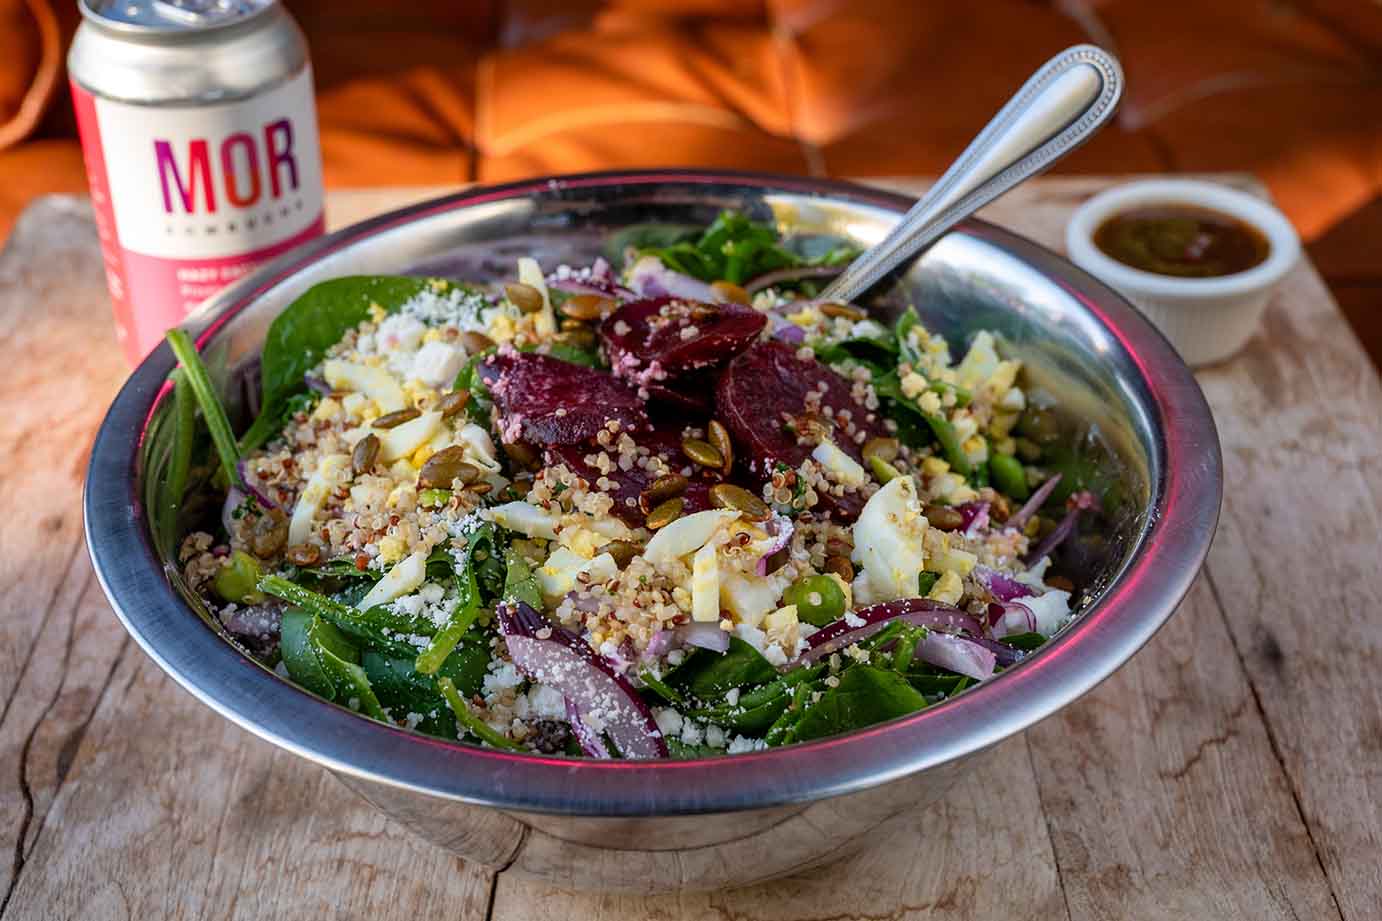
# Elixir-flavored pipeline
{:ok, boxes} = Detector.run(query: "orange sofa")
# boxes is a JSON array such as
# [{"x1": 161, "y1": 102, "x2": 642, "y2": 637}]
[{"x1": 3, "y1": 0, "x2": 1379, "y2": 358}]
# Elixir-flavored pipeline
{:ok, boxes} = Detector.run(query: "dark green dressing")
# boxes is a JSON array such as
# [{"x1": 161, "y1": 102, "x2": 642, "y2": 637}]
[{"x1": 1094, "y1": 205, "x2": 1270, "y2": 278}]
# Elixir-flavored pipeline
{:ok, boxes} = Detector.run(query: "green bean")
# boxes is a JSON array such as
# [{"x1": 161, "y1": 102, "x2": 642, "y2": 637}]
[
  {"x1": 892, "y1": 625, "x2": 923, "y2": 673},
  {"x1": 917, "y1": 571, "x2": 939, "y2": 596},
  {"x1": 258, "y1": 574, "x2": 427, "y2": 656},
  {"x1": 782, "y1": 574, "x2": 847, "y2": 627},
  {"x1": 165, "y1": 328, "x2": 243, "y2": 488},
  {"x1": 415, "y1": 598, "x2": 479, "y2": 675},
  {"x1": 639, "y1": 669, "x2": 685, "y2": 706},
  {"x1": 438, "y1": 676, "x2": 521, "y2": 750},
  {"x1": 990, "y1": 453, "x2": 1030, "y2": 501},
  {"x1": 868, "y1": 455, "x2": 901, "y2": 484}
]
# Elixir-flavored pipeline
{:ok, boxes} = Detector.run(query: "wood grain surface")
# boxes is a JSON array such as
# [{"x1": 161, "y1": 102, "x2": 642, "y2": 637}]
[{"x1": 0, "y1": 178, "x2": 1377, "y2": 920}]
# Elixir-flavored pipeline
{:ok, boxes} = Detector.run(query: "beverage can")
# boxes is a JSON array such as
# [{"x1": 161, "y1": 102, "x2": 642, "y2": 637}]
[{"x1": 69, "y1": 0, "x2": 325, "y2": 364}]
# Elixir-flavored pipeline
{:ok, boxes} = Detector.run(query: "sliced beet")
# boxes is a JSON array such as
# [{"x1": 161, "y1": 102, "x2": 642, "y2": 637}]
[
  {"x1": 547, "y1": 424, "x2": 720, "y2": 526},
  {"x1": 716, "y1": 340, "x2": 886, "y2": 521},
  {"x1": 479, "y1": 348, "x2": 646, "y2": 446},
  {"x1": 602, "y1": 297, "x2": 766, "y2": 382}
]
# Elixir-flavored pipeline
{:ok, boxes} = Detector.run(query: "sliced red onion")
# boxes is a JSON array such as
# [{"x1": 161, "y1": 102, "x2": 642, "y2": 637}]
[
  {"x1": 235, "y1": 459, "x2": 280, "y2": 511},
  {"x1": 642, "y1": 629, "x2": 679, "y2": 661},
  {"x1": 221, "y1": 486, "x2": 247, "y2": 534},
  {"x1": 917, "y1": 632, "x2": 996, "y2": 680},
  {"x1": 497, "y1": 601, "x2": 667, "y2": 759},
  {"x1": 966, "y1": 635, "x2": 1025, "y2": 668},
  {"x1": 303, "y1": 374, "x2": 332, "y2": 396},
  {"x1": 1008, "y1": 473, "x2": 1062, "y2": 531},
  {"x1": 1022, "y1": 510, "x2": 1077, "y2": 566},
  {"x1": 796, "y1": 598, "x2": 982, "y2": 666},
  {"x1": 626, "y1": 255, "x2": 721, "y2": 303},
  {"x1": 548, "y1": 261, "x2": 634, "y2": 300},
  {"x1": 677, "y1": 621, "x2": 732, "y2": 654},
  {"x1": 987, "y1": 601, "x2": 1037, "y2": 639},
  {"x1": 957, "y1": 501, "x2": 990, "y2": 538},
  {"x1": 770, "y1": 323, "x2": 806, "y2": 345},
  {"x1": 745, "y1": 264, "x2": 845, "y2": 294},
  {"x1": 565, "y1": 697, "x2": 612, "y2": 758},
  {"x1": 562, "y1": 590, "x2": 603, "y2": 615},
  {"x1": 754, "y1": 515, "x2": 795, "y2": 576},
  {"x1": 972, "y1": 565, "x2": 1035, "y2": 602}
]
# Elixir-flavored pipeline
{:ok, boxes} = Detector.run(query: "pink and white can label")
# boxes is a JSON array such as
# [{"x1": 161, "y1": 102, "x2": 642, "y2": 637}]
[{"x1": 72, "y1": 68, "x2": 325, "y2": 364}]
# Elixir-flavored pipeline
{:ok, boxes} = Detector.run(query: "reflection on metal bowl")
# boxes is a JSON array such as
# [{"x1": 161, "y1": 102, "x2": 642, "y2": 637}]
[{"x1": 84, "y1": 170, "x2": 1221, "y2": 892}]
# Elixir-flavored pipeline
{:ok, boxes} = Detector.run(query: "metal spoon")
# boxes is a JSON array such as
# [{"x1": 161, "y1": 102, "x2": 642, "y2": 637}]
[{"x1": 819, "y1": 44, "x2": 1124, "y2": 304}]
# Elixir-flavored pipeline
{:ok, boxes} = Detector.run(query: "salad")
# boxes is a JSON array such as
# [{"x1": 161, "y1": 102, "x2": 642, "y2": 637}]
[{"x1": 164, "y1": 211, "x2": 1095, "y2": 760}]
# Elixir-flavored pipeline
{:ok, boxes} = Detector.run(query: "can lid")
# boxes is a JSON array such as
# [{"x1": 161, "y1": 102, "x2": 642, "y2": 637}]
[{"x1": 80, "y1": 0, "x2": 275, "y2": 33}]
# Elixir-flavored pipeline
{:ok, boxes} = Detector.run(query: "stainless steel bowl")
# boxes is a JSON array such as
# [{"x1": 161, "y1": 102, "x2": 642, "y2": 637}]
[{"x1": 84, "y1": 171, "x2": 1221, "y2": 893}]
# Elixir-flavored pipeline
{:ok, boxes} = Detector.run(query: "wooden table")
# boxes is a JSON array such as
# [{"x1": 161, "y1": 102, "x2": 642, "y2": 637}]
[{"x1": 1, "y1": 177, "x2": 1378, "y2": 920}]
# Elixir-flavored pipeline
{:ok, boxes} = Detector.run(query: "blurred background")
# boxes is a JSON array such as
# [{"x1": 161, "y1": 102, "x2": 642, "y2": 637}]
[{"x1": 1, "y1": 0, "x2": 1379, "y2": 361}]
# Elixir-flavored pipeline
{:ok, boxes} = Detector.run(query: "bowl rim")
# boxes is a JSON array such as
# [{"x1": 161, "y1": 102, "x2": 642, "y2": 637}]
[
  {"x1": 1064, "y1": 178, "x2": 1301, "y2": 299},
  {"x1": 85, "y1": 168, "x2": 1222, "y2": 817}
]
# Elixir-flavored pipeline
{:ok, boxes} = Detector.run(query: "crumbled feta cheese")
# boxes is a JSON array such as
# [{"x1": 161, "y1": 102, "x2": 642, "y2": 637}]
[{"x1": 410, "y1": 340, "x2": 465, "y2": 387}]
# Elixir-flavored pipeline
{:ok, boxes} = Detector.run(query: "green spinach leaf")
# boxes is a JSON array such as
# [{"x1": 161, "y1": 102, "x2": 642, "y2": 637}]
[
  {"x1": 668, "y1": 636, "x2": 778, "y2": 700},
  {"x1": 793, "y1": 665, "x2": 928, "y2": 743}
]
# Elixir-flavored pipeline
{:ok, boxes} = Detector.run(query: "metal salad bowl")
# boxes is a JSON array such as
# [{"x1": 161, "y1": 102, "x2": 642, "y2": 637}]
[{"x1": 84, "y1": 170, "x2": 1221, "y2": 892}]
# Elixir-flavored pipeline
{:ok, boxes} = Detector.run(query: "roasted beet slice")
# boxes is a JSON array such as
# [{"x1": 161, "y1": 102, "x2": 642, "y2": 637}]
[
  {"x1": 479, "y1": 348, "x2": 646, "y2": 446},
  {"x1": 547, "y1": 425, "x2": 719, "y2": 526},
  {"x1": 602, "y1": 297, "x2": 767, "y2": 382},
  {"x1": 716, "y1": 341, "x2": 886, "y2": 521}
]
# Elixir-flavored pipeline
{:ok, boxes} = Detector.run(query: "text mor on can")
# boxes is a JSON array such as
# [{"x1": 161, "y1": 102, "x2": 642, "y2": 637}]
[{"x1": 69, "y1": 0, "x2": 325, "y2": 364}]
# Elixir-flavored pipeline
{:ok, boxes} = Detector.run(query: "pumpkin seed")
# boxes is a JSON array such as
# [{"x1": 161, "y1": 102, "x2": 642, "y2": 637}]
[
  {"x1": 352, "y1": 433, "x2": 380, "y2": 476},
  {"x1": 599, "y1": 540, "x2": 643, "y2": 568},
  {"x1": 711, "y1": 280, "x2": 751, "y2": 305},
  {"x1": 418, "y1": 446, "x2": 479, "y2": 489},
  {"x1": 862, "y1": 436, "x2": 900, "y2": 464},
  {"x1": 437, "y1": 390, "x2": 471, "y2": 419},
  {"x1": 682, "y1": 437, "x2": 724, "y2": 470},
  {"x1": 285, "y1": 543, "x2": 321, "y2": 567},
  {"x1": 639, "y1": 474, "x2": 688, "y2": 513},
  {"x1": 707, "y1": 419, "x2": 733, "y2": 473},
  {"x1": 560, "y1": 318, "x2": 586, "y2": 332},
  {"x1": 709, "y1": 483, "x2": 771, "y2": 520},
  {"x1": 823, "y1": 554, "x2": 854, "y2": 583},
  {"x1": 924, "y1": 504, "x2": 965, "y2": 531},
  {"x1": 510, "y1": 478, "x2": 533, "y2": 499},
  {"x1": 555, "y1": 328, "x2": 596, "y2": 349},
  {"x1": 819, "y1": 302, "x2": 866, "y2": 321},
  {"x1": 645, "y1": 496, "x2": 684, "y2": 530},
  {"x1": 502, "y1": 441, "x2": 541, "y2": 470},
  {"x1": 250, "y1": 511, "x2": 288, "y2": 558},
  {"x1": 373, "y1": 407, "x2": 421, "y2": 429},
  {"x1": 467, "y1": 481, "x2": 493, "y2": 495},
  {"x1": 563, "y1": 294, "x2": 614, "y2": 321},
  {"x1": 460, "y1": 331, "x2": 495, "y2": 354},
  {"x1": 505, "y1": 282, "x2": 544, "y2": 314}
]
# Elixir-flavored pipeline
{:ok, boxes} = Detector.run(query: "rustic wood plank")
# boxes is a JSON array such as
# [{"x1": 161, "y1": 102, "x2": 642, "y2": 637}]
[
  {"x1": 1197, "y1": 260, "x2": 1382, "y2": 920},
  {"x1": 1026, "y1": 577, "x2": 1341, "y2": 920},
  {"x1": 491, "y1": 735, "x2": 1068, "y2": 921},
  {"x1": 0, "y1": 199, "x2": 136, "y2": 908},
  {"x1": 3, "y1": 649, "x2": 496, "y2": 921}
]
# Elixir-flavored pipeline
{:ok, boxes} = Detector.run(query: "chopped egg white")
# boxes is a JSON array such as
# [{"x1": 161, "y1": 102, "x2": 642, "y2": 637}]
[
  {"x1": 691, "y1": 541, "x2": 721, "y2": 623},
  {"x1": 287, "y1": 453, "x2": 349, "y2": 546},
  {"x1": 377, "y1": 410, "x2": 443, "y2": 462},
  {"x1": 322, "y1": 359, "x2": 406, "y2": 413},
  {"x1": 359, "y1": 551, "x2": 428, "y2": 609},
  {"x1": 851, "y1": 475, "x2": 929, "y2": 602},
  {"x1": 642, "y1": 509, "x2": 739, "y2": 564},
  {"x1": 811, "y1": 438, "x2": 868, "y2": 488},
  {"x1": 488, "y1": 501, "x2": 561, "y2": 540}
]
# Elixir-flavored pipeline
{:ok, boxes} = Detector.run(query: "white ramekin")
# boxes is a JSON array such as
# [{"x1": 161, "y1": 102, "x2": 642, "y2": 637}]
[{"x1": 1065, "y1": 179, "x2": 1300, "y2": 366}]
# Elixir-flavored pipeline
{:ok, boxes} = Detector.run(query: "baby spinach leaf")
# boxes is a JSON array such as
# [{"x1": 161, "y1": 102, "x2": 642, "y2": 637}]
[
  {"x1": 364, "y1": 652, "x2": 459, "y2": 739},
  {"x1": 280, "y1": 607, "x2": 339, "y2": 698},
  {"x1": 603, "y1": 222, "x2": 702, "y2": 267},
  {"x1": 896, "y1": 306, "x2": 924, "y2": 366},
  {"x1": 793, "y1": 665, "x2": 928, "y2": 743},
  {"x1": 668, "y1": 636, "x2": 778, "y2": 700},
  {"x1": 999, "y1": 631, "x2": 1047, "y2": 651},
  {"x1": 666, "y1": 739, "x2": 724, "y2": 759},
  {"x1": 259, "y1": 575, "x2": 429, "y2": 657},
  {"x1": 501, "y1": 549, "x2": 544, "y2": 611}
]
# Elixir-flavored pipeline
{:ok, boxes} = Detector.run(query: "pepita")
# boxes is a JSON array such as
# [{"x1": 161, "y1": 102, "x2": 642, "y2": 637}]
[
  {"x1": 645, "y1": 496, "x2": 684, "y2": 530},
  {"x1": 682, "y1": 437, "x2": 724, "y2": 470},
  {"x1": 563, "y1": 294, "x2": 615, "y2": 321},
  {"x1": 373, "y1": 407, "x2": 421, "y2": 429},
  {"x1": 437, "y1": 390, "x2": 471, "y2": 419},
  {"x1": 709, "y1": 483, "x2": 771, "y2": 520},
  {"x1": 823, "y1": 554, "x2": 855, "y2": 582},
  {"x1": 861, "y1": 436, "x2": 900, "y2": 464},
  {"x1": 639, "y1": 474, "x2": 688, "y2": 513},
  {"x1": 352, "y1": 433, "x2": 380, "y2": 476},
  {"x1": 505, "y1": 282, "x2": 544, "y2": 314},
  {"x1": 418, "y1": 446, "x2": 479, "y2": 489},
  {"x1": 710, "y1": 280, "x2": 751, "y2": 305},
  {"x1": 554, "y1": 328, "x2": 596, "y2": 349},
  {"x1": 820, "y1": 302, "x2": 866, "y2": 321},
  {"x1": 460, "y1": 331, "x2": 495, "y2": 354},
  {"x1": 502, "y1": 441, "x2": 541, "y2": 470},
  {"x1": 599, "y1": 540, "x2": 643, "y2": 568},
  {"x1": 707, "y1": 419, "x2": 734, "y2": 474},
  {"x1": 924, "y1": 504, "x2": 965, "y2": 531}
]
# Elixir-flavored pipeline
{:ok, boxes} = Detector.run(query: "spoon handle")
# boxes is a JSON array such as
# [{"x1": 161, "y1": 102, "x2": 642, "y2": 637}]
[{"x1": 819, "y1": 44, "x2": 1123, "y2": 305}]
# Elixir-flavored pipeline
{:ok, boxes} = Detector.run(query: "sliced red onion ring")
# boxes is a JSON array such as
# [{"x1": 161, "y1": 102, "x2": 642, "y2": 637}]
[
  {"x1": 548, "y1": 261, "x2": 634, "y2": 300},
  {"x1": 221, "y1": 486, "x2": 246, "y2": 535},
  {"x1": 972, "y1": 565, "x2": 1035, "y2": 602},
  {"x1": 626, "y1": 255, "x2": 721, "y2": 303},
  {"x1": 957, "y1": 501, "x2": 990, "y2": 538},
  {"x1": 565, "y1": 697, "x2": 612, "y2": 758},
  {"x1": 642, "y1": 629, "x2": 679, "y2": 661},
  {"x1": 235, "y1": 459, "x2": 280, "y2": 511},
  {"x1": 677, "y1": 621, "x2": 731, "y2": 654},
  {"x1": 796, "y1": 598, "x2": 982, "y2": 666},
  {"x1": 303, "y1": 374, "x2": 332, "y2": 396},
  {"x1": 497, "y1": 601, "x2": 667, "y2": 759},
  {"x1": 754, "y1": 515, "x2": 795, "y2": 576},
  {"x1": 1021, "y1": 491, "x2": 1096, "y2": 566},
  {"x1": 770, "y1": 323, "x2": 806, "y2": 345},
  {"x1": 987, "y1": 601, "x2": 1037, "y2": 639},
  {"x1": 966, "y1": 635, "x2": 1025, "y2": 669},
  {"x1": 745, "y1": 264, "x2": 845, "y2": 294},
  {"x1": 1008, "y1": 473, "x2": 1062, "y2": 531},
  {"x1": 916, "y1": 632, "x2": 996, "y2": 680}
]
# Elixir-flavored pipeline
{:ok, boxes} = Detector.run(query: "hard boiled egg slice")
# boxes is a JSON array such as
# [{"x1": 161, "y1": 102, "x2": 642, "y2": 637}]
[
  {"x1": 323, "y1": 359, "x2": 407, "y2": 413},
  {"x1": 851, "y1": 475, "x2": 929, "y2": 601}
]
